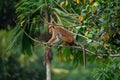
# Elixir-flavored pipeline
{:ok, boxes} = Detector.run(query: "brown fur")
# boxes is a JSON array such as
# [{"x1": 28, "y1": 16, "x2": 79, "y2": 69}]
[{"x1": 47, "y1": 25, "x2": 74, "y2": 44}]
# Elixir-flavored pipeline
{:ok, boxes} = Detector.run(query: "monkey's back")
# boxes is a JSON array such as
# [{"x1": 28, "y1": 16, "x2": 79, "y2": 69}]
[{"x1": 56, "y1": 26, "x2": 74, "y2": 44}]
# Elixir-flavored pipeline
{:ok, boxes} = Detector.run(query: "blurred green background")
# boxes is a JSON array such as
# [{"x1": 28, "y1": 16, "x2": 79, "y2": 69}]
[{"x1": 0, "y1": 0, "x2": 120, "y2": 80}]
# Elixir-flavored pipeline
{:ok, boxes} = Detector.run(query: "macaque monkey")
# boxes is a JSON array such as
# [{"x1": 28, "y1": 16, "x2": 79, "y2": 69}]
[{"x1": 47, "y1": 16, "x2": 86, "y2": 68}]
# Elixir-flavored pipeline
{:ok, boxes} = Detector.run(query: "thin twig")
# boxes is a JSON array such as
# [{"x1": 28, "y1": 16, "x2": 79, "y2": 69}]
[
  {"x1": 54, "y1": 44, "x2": 96, "y2": 55},
  {"x1": 19, "y1": 26, "x2": 46, "y2": 45},
  {"x1": 110, "y1": 54, "x2": 120, "y2": 57},
  {"x1": 53, "y1": 0, "x2": 68, "y2": 13},
  {"x1": 46, "y1": 44, "x2": 120, "y2": 57},
  {"x1": 71, "y1": 32, "x2": 100, "y2": 44}
]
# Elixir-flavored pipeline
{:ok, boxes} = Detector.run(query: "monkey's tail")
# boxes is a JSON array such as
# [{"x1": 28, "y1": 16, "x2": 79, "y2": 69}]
[{"x1": 74, "y1": 41, "x2": 86, "y2": 68}]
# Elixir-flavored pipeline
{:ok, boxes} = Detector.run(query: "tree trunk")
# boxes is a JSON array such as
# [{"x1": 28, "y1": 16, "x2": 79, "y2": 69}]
[
  {"x1": 44, "y1": 45, "x2": 53, "y2": 80},
  {"x1": 46, "y1": 61, "x2": 51, "y2": 80}
]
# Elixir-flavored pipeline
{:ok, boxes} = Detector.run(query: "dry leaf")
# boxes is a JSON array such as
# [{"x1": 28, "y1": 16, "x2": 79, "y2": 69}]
[
  {"x1": 104, "y1": 42, "x2": 109, "y2": 47},
  {"x1": 78, "y1": 16, "x2": 84, "y2": 21},
  {"x1": 89, "y1": 0, "x2": 94, "y2": 4},
  {"x1": 76, "y1": 0, "x2": 80, "y2": 4}
]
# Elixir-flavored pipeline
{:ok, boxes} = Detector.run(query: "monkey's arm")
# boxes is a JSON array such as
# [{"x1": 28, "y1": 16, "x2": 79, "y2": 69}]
[{"x1": 47, "y1": 29, "x2": 57, "y2": 45}]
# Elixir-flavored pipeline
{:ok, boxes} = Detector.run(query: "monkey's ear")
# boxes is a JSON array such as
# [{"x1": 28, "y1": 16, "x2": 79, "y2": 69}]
[{"x1": 49, "y1": 15, "x2": 55, "y2": 28}]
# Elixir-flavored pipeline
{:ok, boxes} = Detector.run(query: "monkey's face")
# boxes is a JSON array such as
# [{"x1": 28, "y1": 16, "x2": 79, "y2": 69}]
[
  {"x1": 49, "y1": 28, "x2": 52, "y2": 34},
  {"x1": 48, "y1": 24, "x2": 53, "y2": 34}
]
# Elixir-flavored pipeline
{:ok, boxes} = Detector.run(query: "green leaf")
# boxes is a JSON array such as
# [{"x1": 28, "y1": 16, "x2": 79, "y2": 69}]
[
  {"x1": 99, "y1": 18, "x2": 104, "y2": 22},
  {"x1": 62, "y1": 47, "x2": 71, "y2": 56},
  {"x1": 91, "y1": 6, "x2": 97, "y2": 13},
  {"x1": 22, "y1": 33, "x2": 33, "y2": 55},
  {"x1": 7, "y1": 27, "x2": 23, "y2": 52},
  {"x1": 102, "y1": 13, "x2": 108, "y2": 19},
  {"x1": 88, "y1": 33, "x2": 93, "y2": 38}
]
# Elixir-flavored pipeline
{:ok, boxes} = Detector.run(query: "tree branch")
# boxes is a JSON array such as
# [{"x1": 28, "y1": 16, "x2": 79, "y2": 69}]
[
  {"x1": 19, "y1": 26, "x2": 120, "y2": 58},
  {"x1": 110, "y1": 54, "x2": 120, "y2": 57},
  {"x1": 19, "y1": 26, "x2": 46, "y2": 44}
]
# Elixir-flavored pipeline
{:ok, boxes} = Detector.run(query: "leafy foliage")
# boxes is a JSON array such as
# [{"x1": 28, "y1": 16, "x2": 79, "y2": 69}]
[
  {"x1": 94, "y1": 58, "x2": 120, "y2": 80},
  {"x1": 8, "y1": 0, "x2": 120, "y2": 65},
  {"x1": 6, "y1": 0, "x2": 120, "y2": 79}
]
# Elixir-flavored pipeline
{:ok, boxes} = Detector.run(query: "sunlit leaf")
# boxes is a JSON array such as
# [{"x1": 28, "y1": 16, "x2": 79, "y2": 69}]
[
  {"x1": 91, "y1": 6, "x2": 97, "y2": 12},
  {"x1": 65, "y1": 0, "x2": 68, "y2": 6},
  {"x1": 60, "y1": 2, "x2": 65, "y2": 7},
  {"x1": 85, "y1": 31, "x2": 88, "y2": 37},
  {"x1": 103, "y1": 33, "x2": 110, "y2": 39},
  {"x1": 69, "y1": 53, "x2": 74, "y2": 60},
  {"x1": 86, "y1": 39, "x2": 92, "y2": 43},
  {"x1": 75, "y1": 0, "x2": 80, "y2": 4},
  {"x1": 88, "y1": 33, "x2": 93, "y2": 38},
  {"x1": 20, "y1": 20, "x2": 25, "y2": 26},
  {"x1": 103, "y1": 42, "x2": 109, "y2": 47},
  {"x1": 78, "y1": 16, "x2": 84, "y2": 21},
  {"x1": 57, "y1": 53, "x2": 66, "y2": 61},
  {"x1": 89, "y1": 0, "x2": 94, "y2": 4},
  {"x1": 84, "y1": 0, "x2": 86, "y2": 4},
  {"x1": 96, "y1": 29, "x2": 100, "y2": 34}
]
